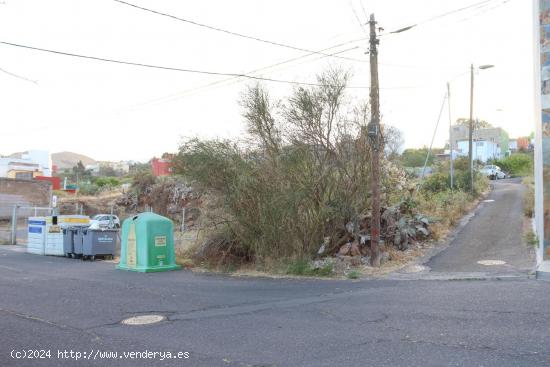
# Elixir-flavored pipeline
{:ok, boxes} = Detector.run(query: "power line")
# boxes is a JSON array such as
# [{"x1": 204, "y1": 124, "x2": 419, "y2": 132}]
[
  {"x1": 0, "y1": 40, "x2": 372, "y2": 89},
  {"x1": 381, "y1": 0, "x2": 499, "y2": 35},
  {"x1": 127, "y1": 44, "x2": 363, "y2": 109},
  {"x1": 0, "y1": 66, "x2": 37, "y2": 84},
  {"x1": 113, "y1": 0, "x2": 369, "y2": 64}
]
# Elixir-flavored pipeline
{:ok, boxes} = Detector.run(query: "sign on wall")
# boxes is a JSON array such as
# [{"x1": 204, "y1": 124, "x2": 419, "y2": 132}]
[{"x1": 540, "y1": 0, "x2": 550, "y2": 259}]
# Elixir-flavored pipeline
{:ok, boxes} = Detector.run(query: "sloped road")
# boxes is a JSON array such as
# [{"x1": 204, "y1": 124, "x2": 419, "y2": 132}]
[{"x1": 426, "y1": 178, "x2": 535, "y2": 274}]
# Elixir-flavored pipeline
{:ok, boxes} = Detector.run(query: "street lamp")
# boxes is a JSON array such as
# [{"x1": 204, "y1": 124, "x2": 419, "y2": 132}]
[
  {"x1": 447, "y1": 64, "x2": 494, "y2": 193},
  {"x1": 468, "y1": 63, "x2": 494, "y2": 194}
]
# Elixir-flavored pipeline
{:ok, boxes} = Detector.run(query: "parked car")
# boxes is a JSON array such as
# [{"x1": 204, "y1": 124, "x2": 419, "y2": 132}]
[
  {"x1": 90, "y1": 214, "x2": 120, "y2": 228},
  {"x1": 480, "y1": 165, "x2": 506, "y2": 180}
]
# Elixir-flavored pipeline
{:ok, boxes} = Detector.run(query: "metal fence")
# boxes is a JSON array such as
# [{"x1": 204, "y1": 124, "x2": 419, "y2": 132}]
[{"x1": 0, "y1": 205, "x2": 53, "y2": 245}]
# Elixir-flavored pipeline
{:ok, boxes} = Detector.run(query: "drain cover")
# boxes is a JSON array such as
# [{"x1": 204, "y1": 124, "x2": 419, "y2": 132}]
[
  {"x1": 121, "y1": 314, "x2": 165, "y2": 325},
  {"x1": 477, "y1": 260, "x2": 506, "y2": 266}
]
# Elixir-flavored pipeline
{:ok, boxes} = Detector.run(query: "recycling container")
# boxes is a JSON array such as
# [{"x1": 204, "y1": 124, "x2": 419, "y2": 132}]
[
  {"x1": 62, "y1": 227, "x2": 76, "y2": 257},
  {"x1": 82, "y1": 229, "x2": 117, "y2": 260},
  {"x1": 117, "y1": 212, "x2": 180, "y2": 272},
  {"x1": 27, "y1": 217, "x2": 46, "y2": 255},
  {"x1": 73, "y1": 227, "x2": 88, "y2": 258}
]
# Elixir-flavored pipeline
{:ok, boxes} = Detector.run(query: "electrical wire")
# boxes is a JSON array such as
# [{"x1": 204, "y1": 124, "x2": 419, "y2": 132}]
[
  {"x1": 0, "y1": 66, "x2": 37, "y2": 84},
  {"x1": 0, "y1": 40, "x2": 372, "y2": 89},
  {"x1": 113, "y1": 0, "x2": 369, "y2": 64},
  {"x1": 419, "y1": 91, "x2": 448, "y2": 184},
  {"x1": 127, "y1": 44, "x2": 363, "y2": 109},
  {"x1": 381, "y1": 0, "x2": 500, "y2": 36}
]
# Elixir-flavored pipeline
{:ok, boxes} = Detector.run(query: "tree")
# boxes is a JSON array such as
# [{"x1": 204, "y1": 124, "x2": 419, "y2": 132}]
[
  {"x1": 382, "y1": 125, "x2": 404, "y2": 160},
  {"x1": 71, "y1": 160, "x2": 91, "y2": 181},
  {"x1": 456, "y1": 118, "x2": 492, "y2": 130}
]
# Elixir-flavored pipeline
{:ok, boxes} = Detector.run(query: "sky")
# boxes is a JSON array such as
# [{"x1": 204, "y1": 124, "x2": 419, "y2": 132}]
[{"x1": 0, "y1": 0, "x2": 535, "y2": 162}]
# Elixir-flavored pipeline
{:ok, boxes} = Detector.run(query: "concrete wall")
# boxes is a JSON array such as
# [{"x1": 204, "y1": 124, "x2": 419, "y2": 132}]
[{"x1": 0, "y1": 178, "x2": 51, "y2": 218}]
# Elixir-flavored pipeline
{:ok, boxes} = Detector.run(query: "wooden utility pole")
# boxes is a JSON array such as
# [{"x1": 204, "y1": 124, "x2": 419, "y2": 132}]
[
  {"x1": 367, "y1": 14, "x2": 381, "y2": 267},
  {"x1": 468, "y1": 63, "x2": 475, "y2": 194}
]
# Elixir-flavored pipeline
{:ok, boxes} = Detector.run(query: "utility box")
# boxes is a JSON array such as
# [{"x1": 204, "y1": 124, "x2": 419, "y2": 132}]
[{"x1": 117, "y1": 212, "x2": 180, "y2": 272}]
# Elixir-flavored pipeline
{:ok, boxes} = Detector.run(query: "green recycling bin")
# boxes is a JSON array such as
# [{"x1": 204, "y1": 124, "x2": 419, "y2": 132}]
[{"x1": 117, "y1": 212, "x2": 180, "y2": 272}]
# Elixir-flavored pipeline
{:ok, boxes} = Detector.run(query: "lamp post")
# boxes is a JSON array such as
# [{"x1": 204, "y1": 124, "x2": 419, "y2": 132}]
[{"x1": 468, "y1": 64, "x2": 494, "y2": 194}]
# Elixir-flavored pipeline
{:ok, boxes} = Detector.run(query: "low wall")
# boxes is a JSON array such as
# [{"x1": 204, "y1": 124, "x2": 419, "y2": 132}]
[{"x1": 0, "y1": 178, "x2": 51, "y2": 218}]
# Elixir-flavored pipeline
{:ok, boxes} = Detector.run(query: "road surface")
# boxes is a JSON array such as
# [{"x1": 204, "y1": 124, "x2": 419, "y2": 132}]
[
  {"x1": 1, "y1": 244, "x2": 549, "y2": 367},
  {"x1": 427, "y1": 178, "x2": 534, "y2": 274}
]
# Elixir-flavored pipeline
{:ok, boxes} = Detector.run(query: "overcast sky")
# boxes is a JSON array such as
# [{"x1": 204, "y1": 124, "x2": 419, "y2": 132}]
[{"x1": 0, "y1": 0, "x2": 534, "y2": 162}]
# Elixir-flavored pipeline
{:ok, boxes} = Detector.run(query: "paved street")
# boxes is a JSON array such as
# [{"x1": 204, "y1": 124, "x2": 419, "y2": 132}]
[
  {"x1": 427, "y1": 178, "x2": 535, "y2": 274},
  {"x1": 1, "y1": 247, "x2": 549, "y2": 366},
  {"x1": 0, "y1": 178, "x2": 545, "y2": 367}
]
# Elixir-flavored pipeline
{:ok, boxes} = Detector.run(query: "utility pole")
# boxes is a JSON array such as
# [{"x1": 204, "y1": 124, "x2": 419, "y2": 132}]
[
  {"x1": 468, "y1": 63, "x2": 475, "y2": 194},
  {"x1": 367, "y1": 13, "x2": 381, "y2": 267},
  {"x1": 447, "y1": 82, "x2": 454, "y2": 191}
]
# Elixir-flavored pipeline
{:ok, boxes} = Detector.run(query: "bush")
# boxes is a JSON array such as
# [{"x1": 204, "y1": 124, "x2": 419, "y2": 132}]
[
  {"x1": 523, "y1": 176, "x2": 534, "y2": 217},
  {"x1": 421, "y1": 169, "x2": 487, "y2": 195},
  {"x1": 78, "y1": 182, "x2": 100, "y2": 195},
  {"x1": 94, "y1": 177, "x2": 120, "y2": 188},
  {"x1": 492, "y1": 154, "x2": 533, "y2": 176},
  {"x1": 175, "y1": 70, "x2": 387, "y2": 263}
]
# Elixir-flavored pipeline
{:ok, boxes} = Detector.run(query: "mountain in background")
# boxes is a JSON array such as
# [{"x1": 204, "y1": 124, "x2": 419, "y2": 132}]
[{"x1": 52, "y1": 151, "x2": 96, "y2": 170}]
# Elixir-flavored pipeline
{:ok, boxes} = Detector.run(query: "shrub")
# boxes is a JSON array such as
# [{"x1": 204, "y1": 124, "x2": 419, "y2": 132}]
[
  {"x1": 176, "y1": 70, "x2": 384, "y2": 263},
  {"x1": 94, "y1": 177, "x2": 120, "y2": 188},
  {"x1": 492, "y1": 154, "x2": 533, "y2": 176}
]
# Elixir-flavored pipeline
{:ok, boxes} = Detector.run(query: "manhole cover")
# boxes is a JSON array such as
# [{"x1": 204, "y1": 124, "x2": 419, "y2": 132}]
[
  {"x1": 121, "y1": 314, "x2": 165, "y2": 325},
  {"x1": 477, "y1": 260, "x2": 506, "y2": 266}
]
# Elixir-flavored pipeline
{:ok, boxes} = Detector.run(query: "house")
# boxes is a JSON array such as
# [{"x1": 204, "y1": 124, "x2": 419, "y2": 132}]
[
  {"x1": 2, "y1": 150, "x2": 52, "y2": 178},
  {"x1": 456, "y1": 140, "x2": 501, "y2": 163},
  {"x1": 509, "y1": 139, "x2": 518, "y2": 152},
  {"x1": 450, "y1": 125, "x2": 510, "y2": 159},
  {"x1": 85, "y1": 161, "x2": 131, "y2": 176},
  {"x1": 151, "y1": 154, "x2": 174, "y2": 177},
  {"x1": 0, "y1": 158, "x2": 43, "y2": 179}
]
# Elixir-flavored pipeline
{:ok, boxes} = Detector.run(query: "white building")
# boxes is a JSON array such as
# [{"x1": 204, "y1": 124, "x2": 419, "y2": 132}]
[
  {"x1": 456, "y1": 140, "x2": 502, "y2": 163},
  {"x1": 0, "y1": 150, "x2": 52, "y2": 179}
]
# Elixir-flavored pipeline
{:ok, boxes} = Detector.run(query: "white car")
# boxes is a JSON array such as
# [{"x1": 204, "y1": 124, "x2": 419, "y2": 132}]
[
  {"x1": 90, "y1": 214, "x2": 120, "y2": 228},
  {"x1": 480, "y1": 165, "x2": 506, "y2": 180}
]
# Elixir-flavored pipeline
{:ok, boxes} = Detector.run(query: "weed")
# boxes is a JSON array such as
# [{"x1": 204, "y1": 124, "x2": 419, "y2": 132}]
[
  {"x1": 525, "y1": 230, "x2": 538, "y2": 248},
  {"x1": 285, "y1": 259, "x2": 334, "y2": 277},
  {"x1": 347, "y1": 271, "x2": 361, "y2": 279}
]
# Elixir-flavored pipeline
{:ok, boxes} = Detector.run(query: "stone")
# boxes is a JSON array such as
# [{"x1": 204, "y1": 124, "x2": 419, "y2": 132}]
[
  {"x1": 350, "y1": 240, "x2": 361, "y2": 256},
  {"x1": 338, "y1": 243, "x2": 352, "y2": 256}
]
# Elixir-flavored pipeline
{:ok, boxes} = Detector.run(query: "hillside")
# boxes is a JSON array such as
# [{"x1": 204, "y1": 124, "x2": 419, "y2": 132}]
[{"x1": 52, "y1": 151, "x2": 96, "y2": 170}]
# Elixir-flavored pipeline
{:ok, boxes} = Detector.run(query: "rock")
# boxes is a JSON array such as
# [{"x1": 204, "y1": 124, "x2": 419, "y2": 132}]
[
  {"x1": 350, "y1": 240, "x2": 361, "y2": 257},
  {"x1": 380, "y1": 251, "x2": 390, "y2": 265},
  {"x1": 338, "y1": 243, "x2": 352, "y2": 256},
  {"x1": 317, "y1": 244, "x2": 326, "y2": 255},
  {"x1": 333, "y1": 256, "x2": 351, "y2": 274}
]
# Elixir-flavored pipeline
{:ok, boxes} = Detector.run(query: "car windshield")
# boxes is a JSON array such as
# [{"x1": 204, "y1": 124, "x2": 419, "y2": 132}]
[{"x1": 482, "y1": 166, "x2": 492, "y2": 170}]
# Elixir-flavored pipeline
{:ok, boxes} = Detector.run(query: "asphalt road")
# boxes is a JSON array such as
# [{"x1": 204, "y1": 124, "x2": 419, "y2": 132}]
[
  {"x1": 1, "y1": 243, "x2": 550, "y2": 367},
  {"x1": 427, "y1": 178, "x2": 535, "y2": 274}
]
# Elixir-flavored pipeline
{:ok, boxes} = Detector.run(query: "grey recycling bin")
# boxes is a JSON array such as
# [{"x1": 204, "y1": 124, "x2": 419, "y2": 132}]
[
  {"x1": 73, "y1": 227, "x2": 88, "y2": 258},
  {"x1": 82, "y1": 229, "x2": 117, "y2": 261},
  {"x1": 62, "y1": 227, "x2": 77, "y2": 257}
]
